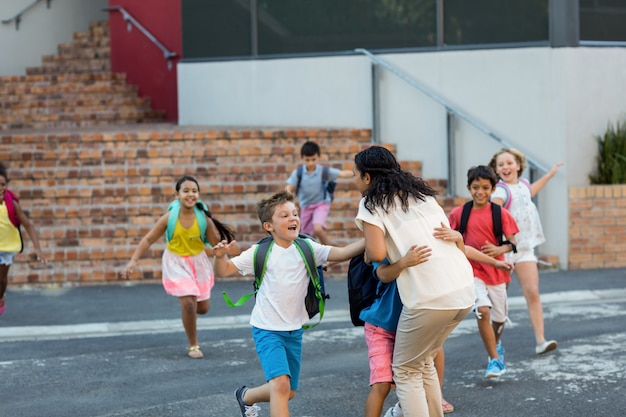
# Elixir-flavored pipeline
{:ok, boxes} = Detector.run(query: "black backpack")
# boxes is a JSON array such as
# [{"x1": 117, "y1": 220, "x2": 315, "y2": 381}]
[
  {"x1": 295, "y1": 165, "x2": 337, "y2": 202},
  {"x1": 457, "y1": 201, "x2": 516, "y2": 252},
  {"x1": 347, "y1": 253, "x2": 380, "y2": 327},
  {"x1": 221, "y1": 234, "x2": 329, "y2": 329}
]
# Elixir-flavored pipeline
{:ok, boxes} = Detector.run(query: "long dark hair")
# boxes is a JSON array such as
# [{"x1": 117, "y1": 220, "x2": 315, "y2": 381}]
[
  {"x1": 175, "y1": 176, "x2": 235, "y2": 242},
  {"x1": 354, "y1": 146, "x2": 437, "y2": 214}
]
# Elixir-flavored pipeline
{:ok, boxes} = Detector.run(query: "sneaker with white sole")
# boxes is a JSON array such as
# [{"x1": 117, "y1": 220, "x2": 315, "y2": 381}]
[
  {"x1": 485, "y1": 358, "x2": 506, "y2": 378},
  {"x1": 383, "y1": 402, "x2": 403, "y2": 417},
  {"x1": 535, "y1": 340, "x2": 557, "y2": 355},
  {"x1": 235, "y1": 386, "x2": 260, "y2": 417}
]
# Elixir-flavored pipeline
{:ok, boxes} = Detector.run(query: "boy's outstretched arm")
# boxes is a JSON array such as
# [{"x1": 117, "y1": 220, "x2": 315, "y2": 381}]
[
  {"x1": 338, "y1": 169, "x2": 355, "y2": 179},
  {"x1": 465, "y1": 246, "x2": 513, "y2": 272},
  {"x1": 327, "y1": 238, "x2": 365, "y2": 263},
  {"x1": 212, "y1": 240, "x2": 241, "y2": 277},
  {"x1": 376, "y1": 245, "x2": 432, "y2": 284},
  {"x1": 481, "y1": 233, "x2": 517, "y2": 258}
]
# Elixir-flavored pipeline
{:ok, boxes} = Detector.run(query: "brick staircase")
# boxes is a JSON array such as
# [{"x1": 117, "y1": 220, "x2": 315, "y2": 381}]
[
  {"x1": 0, "y1": 21, "x2": 164, "y2": 130},
  {"x1": 0, "y1": 20, "x2": 471, "y2": 286},
  {"x1": 2, "y1": 126, "x2": 434, "y2": 284}
]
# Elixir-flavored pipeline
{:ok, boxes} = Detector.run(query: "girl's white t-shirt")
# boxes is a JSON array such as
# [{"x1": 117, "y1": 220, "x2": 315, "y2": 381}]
[
  {"x1": 491, "y1": 181, "x2": 545, "y2": 250},
  {"x1": 231, "y1": 240, "x2": 331, "y2": 331},
  {"x1": 355, "y1": 196, "x2": 475, "y2": 310}
]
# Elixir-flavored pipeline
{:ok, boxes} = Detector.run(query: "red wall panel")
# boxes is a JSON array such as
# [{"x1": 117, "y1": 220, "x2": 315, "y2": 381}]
[{"x1": 108, "y1": 0, "x2": 181, "y2": 122}]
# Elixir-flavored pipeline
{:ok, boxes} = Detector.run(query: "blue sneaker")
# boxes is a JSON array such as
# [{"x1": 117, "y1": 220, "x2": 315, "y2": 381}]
[
  {"x1": 496, "y1": 341, "x2": 505, "y2": 364},
  {"x1": 485, "y1": 358, "x2": 506, "y2": 378}
]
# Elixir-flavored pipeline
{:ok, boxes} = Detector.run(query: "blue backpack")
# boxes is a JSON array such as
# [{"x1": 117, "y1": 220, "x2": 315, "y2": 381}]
[
  {"x1": 295, "y1": 165, "x2": 337, "y2": 202},
  {"x1": 166, "y1": 199, "x2": 211, "y2": 246},
  {"x1": 222, "y1": 234, "x2": 328, "y2": 329}
]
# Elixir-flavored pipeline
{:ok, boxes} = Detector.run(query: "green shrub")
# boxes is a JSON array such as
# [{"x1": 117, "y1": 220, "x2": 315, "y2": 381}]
[{"x1": 589, "y1": 119, "x2": 626, "y2": 184}]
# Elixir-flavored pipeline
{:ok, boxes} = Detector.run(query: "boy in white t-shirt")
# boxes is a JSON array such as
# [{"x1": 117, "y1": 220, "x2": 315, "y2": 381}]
[{"x1": 213, "y1": 191, "x2": 364, "y2": 417}]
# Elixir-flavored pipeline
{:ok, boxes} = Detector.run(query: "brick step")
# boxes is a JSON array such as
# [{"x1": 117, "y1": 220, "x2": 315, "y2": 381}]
[
  {"x1": 0, "y1": 72, "x2": 125, "y2": 85},
  {"x1": 57, "y1": 39, "x2": 110, "y2": 51},
  {"x1": 3, "y1": 102, "x2": 153, "y2": 116},
  {"x1": 26, "y1": 60, "x2": 111, "y2": 75},
  {"x1": 73, "y1": 30, "x2": 108, "y2": 42},
  {"x1": 0, "y1": 96, "x2": 150, "y2": 111},
  {"x1": 0, "y1": 113, "x2": 165, "y2": 130},
  {"x1": 43, "y1": 47, "x2": 111, "y2": 62},
  {"x1": 0, "y1": 85, "x2": 137, "y2": 98}
]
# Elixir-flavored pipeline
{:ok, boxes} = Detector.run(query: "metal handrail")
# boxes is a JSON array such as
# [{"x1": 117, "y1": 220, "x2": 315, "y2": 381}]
[
  {"x1": 1, "y1": 0, "x2": 52, "y2": 30},
  {"x1": 355, "y1": 48, "x2": 548, "y2": 194},
  {"x1": 104, "y1": 6, "x2": 177, "y2": 70}
]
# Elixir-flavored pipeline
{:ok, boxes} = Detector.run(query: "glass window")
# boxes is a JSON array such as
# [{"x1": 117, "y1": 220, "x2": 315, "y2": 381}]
[
  {"x1": 444, "y1": 0, "x2": 549, "y2": 45},
  {"x1": 182, "y1": 0, "x2": 252, "y2": 59},
  {"x1": 256, "y1": 0, "x2": 437, "y2": 55},
  {"x1": 580, "y1": 0, "x2": 626, "y2": 41}
]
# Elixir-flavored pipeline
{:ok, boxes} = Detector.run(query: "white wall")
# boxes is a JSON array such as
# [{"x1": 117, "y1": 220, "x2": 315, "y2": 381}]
[
  {"x1": 0, "y1": 0, "x2": 108, "y2": 76},
  {"x1": 178, "y1": 47, "x2": 626, "y2": 269}
]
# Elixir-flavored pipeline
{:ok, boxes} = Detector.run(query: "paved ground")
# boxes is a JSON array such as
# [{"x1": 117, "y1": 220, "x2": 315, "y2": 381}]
[{"x1": 1, "y1": 267, "x2": 625, "y2": 416}]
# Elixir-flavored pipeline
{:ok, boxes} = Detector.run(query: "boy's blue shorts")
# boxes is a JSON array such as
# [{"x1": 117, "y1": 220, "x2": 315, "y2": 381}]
[{"x1": 252, "y1": 326, "x2": 304, "y2": 391}]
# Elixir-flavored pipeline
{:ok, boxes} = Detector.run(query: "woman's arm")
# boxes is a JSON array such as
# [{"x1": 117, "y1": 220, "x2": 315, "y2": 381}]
[{"x1": 361, "y1": 221, "x2": 387, "y2": 263}]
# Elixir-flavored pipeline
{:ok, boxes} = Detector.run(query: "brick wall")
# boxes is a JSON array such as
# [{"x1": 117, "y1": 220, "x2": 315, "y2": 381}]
[
  {"x1": 569, "y1": 185, "x2": 626, "y2": 269},
  {"x1": 2, "y1": 126, "x2": 382, "y2": 285}
]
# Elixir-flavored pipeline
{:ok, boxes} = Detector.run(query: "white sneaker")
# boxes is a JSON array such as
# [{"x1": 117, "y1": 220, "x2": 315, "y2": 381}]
[
  {"x1": 383, "y1": 402, "x2": 403, "y2": 417},
  {"x1": 535, "y1": 340, "x2": 558, "y2": 355}
]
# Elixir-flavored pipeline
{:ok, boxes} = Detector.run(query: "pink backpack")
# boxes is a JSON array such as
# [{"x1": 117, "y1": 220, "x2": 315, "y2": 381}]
[{"x1": 495, "y1": 179, "x2": 531, "y2": 210}]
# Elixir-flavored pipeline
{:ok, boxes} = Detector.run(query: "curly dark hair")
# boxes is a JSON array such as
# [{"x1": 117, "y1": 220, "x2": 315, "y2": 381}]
[{"x1": 354, "y1": 146, "x2": 437, "y2": 214}]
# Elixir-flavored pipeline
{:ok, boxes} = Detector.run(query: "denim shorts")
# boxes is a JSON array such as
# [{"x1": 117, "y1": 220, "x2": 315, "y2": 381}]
[
  {"x1": 252, "y1": 326, "x2": 303, "y2": 391},
  {"x1": 0, "y1": 252, "x2": 15, "y2": 266}
]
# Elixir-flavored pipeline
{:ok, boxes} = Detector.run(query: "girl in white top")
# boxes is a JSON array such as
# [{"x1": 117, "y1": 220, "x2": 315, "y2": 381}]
[
  {"x1": 354, "y1": 146, "x2": 474, "y2": 417},
  {"x1": 489, "y1": 148, "x2": 563, "y2": 355}
]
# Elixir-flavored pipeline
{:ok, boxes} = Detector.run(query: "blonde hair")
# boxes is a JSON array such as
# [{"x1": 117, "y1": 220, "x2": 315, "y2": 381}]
[{"x1": 488, "y1": 148, "x2": 527, "y2": 178}]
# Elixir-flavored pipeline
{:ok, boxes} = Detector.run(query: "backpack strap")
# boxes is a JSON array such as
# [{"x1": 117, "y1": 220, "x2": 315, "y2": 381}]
[
  {"x1": 495, "y1": 180, "x2": 512, "y2": 210},
  {"x1": 293, "y1": 237, "x2": 325, "y2": 328},
  {"x1": 458, "y1": 201, "x2": 506, "y2": 247},
  {"x1": 491, "y1": 202, "x2": 503, "y2": 246},
  {"x1": 457, "y1": 201, "x2": 473, "y2": 236},
  {"x1": 321, "y1": 165, "x2": 329, "y2": 200},
  {"x1": 4, "y1": 189, "x2": 20, "y2": 228},
  {"x1": 166, "y1": 200, "x2": 210, "y2": 245},
  {"x1": 295, "y1": 165, "x2": 304, "y2": 196}
]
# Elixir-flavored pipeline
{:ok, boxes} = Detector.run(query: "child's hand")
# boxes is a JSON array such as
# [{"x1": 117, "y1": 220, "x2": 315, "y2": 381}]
[
  {"x1": 551, "y1": 162, "x2": 564, "y2": 175},
  {"x1": 481, "y1": 241, "x2": 507, "y2": 257},
  {"x1": 433, "y1": 222, "x2": 462, "y2": 244},
  {"x1": 34, "y1": 249, "x2": 47, "y2": 264},
  {"x1": 494, "y1": 260, "x2": 514, "y2": 272},
  {"x1": 400, "y1": 245, "x2": 432, "y2": 268},
  {"x1": 213, "y1": 240, "x2": 237, "y2": 258},
  {"x1": 120, "y1": 260, "x2": 136, "y2": 280}
]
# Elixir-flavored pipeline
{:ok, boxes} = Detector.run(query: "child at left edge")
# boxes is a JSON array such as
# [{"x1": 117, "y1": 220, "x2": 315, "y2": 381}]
[
  {"x1": 448, "y1": 165, "x2": 519, "y2": 379},
  {"x1": 0, "y1": 162, "x2": 47, "y2": 316},
  {"x1": 285, "y1": 141, "x2": 354, "y2": 245},
  {"x1": 212, "y1": 190, "x2": 365, "y2": 417}
]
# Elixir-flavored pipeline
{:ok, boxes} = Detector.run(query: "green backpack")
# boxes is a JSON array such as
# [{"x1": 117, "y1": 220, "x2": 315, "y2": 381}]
[
  {"x1": 166, "y1": 199, "x2": 211, "y2": 246},
  {"x1": 222, "y1": 234, "x2": 328, "y2": 329}
]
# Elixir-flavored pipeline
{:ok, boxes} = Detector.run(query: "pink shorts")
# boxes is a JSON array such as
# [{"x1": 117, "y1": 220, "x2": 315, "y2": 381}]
[
  {"x1": 161, "y1": 249, "x2": 214, "y2": 301},
  {"x1": 300, "y1": 202, "x2": 330, "y2": 236},
  {"x1": 364, "y1": 322, "x2": 396, "y2": 385}
]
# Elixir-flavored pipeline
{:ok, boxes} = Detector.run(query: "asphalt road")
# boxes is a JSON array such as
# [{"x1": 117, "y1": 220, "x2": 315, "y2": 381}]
[{"x1": 1, "y1": 267, "x2": 625, "y2": 417}]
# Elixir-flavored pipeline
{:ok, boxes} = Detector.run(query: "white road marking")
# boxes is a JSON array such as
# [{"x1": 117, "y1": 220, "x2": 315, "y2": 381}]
[{"x1": 1, "y1": 289, "x2": 625, "y2": 343}]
